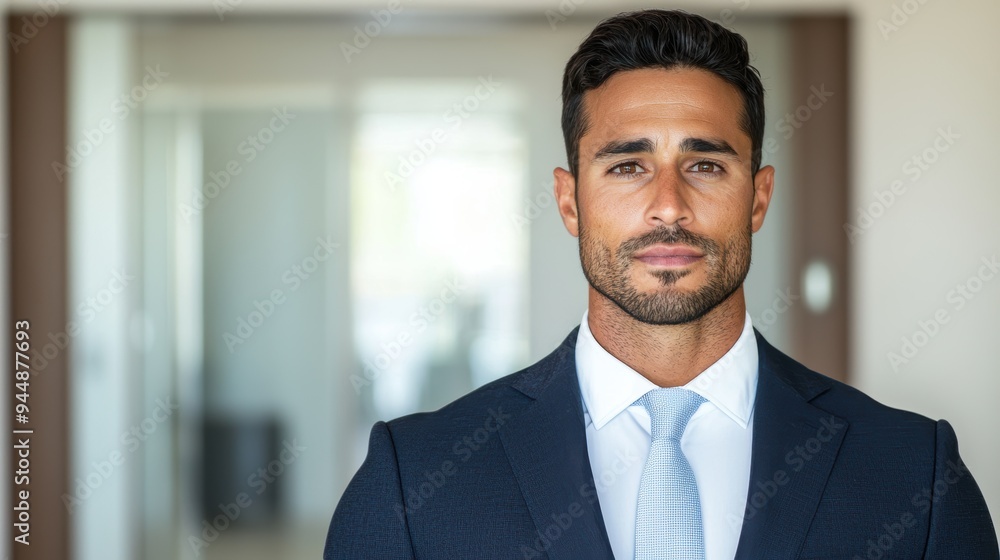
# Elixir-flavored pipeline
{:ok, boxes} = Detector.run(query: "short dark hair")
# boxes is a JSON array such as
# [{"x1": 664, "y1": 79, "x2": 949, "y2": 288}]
[{"x1": 561, "y1": 9, "x2": 765, "y2": 177}]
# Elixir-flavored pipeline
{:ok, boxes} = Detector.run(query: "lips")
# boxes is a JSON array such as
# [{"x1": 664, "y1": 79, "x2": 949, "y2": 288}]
[{"x1": 632, "y1": 244, "x2": 704, "y2": 267}]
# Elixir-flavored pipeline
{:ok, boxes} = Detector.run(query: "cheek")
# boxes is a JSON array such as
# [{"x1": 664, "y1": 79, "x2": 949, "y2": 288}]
[
  {"x1": 692, "y1": 186, "x2": 753, "y2": 226},
  {"x1": 580, "y1": 204, "x2": 642, "y2": 253},
  {"x1": 580, "y1": 184, "x2": 646, "y2": 227}
]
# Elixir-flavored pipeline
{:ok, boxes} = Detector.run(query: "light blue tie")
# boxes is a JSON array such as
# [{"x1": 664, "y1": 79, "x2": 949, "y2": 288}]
[{"x1": 634, "y1": 388, "x2": 707, "y2": 560}]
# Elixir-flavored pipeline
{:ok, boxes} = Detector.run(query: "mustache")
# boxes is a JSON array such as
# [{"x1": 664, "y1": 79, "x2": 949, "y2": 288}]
[{"x1": 617, "y1": 226, "x2": 719, "y2": 259}]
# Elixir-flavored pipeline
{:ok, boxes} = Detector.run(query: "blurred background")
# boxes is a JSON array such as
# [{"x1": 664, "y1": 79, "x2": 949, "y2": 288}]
[{"x1": 2, "y1": 0, "x2": 998, "y2": 559}]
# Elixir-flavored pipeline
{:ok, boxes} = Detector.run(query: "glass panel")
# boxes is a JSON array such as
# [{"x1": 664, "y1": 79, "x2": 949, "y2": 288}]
[{"x1": 349, "y1": 81, "x2": 529, "y2": 454}]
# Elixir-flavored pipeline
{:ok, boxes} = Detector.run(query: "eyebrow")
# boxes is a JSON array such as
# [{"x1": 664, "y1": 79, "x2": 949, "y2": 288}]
[
  {"x1": 679, "y1": 137, "x2": 740, "y2": 159},
  {"x1": 591, "y1": 136, "x2": 741, "y2": 162},
  {"x1": 592, "y1": 138, "x2": 656, "y2": 161}
]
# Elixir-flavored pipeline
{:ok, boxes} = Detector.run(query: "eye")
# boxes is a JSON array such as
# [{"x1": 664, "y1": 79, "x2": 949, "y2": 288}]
[
  {"x1": 690, "y1": 161, "x2": 724, "y2": 174},
  {"x1": 608, "y1": 161, "x2": 645, "y2": 178}
]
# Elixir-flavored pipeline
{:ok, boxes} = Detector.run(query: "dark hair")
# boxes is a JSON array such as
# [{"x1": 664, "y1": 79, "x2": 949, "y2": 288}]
[{"x1": 561, "y1": 9, "x2": 765, "y2": 177}]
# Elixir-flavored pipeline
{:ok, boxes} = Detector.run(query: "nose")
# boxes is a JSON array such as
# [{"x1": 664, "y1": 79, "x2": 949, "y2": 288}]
[{"x1": 644, "y1": 167, "x2": 693, "y2": 228}]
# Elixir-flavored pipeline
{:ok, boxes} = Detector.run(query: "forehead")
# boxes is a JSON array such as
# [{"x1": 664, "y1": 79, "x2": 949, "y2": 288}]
[{"x1": 580, "y1": 67, "x2": 749, "y2": 153}]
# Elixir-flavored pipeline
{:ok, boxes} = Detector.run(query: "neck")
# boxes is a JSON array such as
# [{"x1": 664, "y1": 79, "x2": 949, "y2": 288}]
[{"x1": 586, "y1": 287, "x2": 748, "y2": 388}]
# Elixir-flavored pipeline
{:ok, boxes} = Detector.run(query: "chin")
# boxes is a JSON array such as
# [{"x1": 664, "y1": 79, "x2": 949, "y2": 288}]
[
  {"x1": 637, "y1": 272, "x2": 700, "y2": 291},
  {"x1": 635, "y1": 284, "x2": 696, "y2": 299}
]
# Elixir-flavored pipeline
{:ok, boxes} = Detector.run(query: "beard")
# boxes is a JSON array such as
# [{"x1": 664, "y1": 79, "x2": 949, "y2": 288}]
[{"x1": 579, "y1": 221, "x2": 752, "y2": 325}]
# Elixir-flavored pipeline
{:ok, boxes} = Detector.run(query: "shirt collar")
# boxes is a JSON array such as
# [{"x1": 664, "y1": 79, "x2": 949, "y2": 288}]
[{"x1": 575, "y1": 308, "x2": 759, "y2": 430}]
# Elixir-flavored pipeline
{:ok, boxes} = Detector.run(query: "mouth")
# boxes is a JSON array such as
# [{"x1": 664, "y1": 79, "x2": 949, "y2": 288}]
[{"x1": 632, "y1": 244, "x2": 704, "y2": 268}]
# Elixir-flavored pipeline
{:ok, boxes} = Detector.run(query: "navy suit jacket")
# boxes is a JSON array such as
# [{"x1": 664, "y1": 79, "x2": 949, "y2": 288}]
[{"x1": 325, "y1": 328, "x2": 999, "y2": 559}]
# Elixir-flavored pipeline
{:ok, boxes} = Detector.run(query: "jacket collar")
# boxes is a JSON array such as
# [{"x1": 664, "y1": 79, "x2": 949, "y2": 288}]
[
  {"x1": 733, "y1": 329, "x2": 848, "y2": 559},
  {"x1": 499, "y1": 327, "x2": 616, "y2": 559},
  {"x1": 498, "y1": 326, "x2": 848, "y2": 560}
]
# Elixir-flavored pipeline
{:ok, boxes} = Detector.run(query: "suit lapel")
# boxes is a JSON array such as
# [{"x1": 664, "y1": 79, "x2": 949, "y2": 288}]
[
  {"x1": 734, "y1": 331, "x2": 849, "y2": 559},
  {"x1": 498, "y1": 326, "x2": 848, "y2": 559},
  {"x1": 497, "y1": 327, "x2": 616, "y2": 560}
]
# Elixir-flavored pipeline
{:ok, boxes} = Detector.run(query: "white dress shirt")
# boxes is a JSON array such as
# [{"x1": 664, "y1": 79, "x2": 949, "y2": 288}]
[{"x1": 575, "y1": 309, "x2": 759, "y2": 560}]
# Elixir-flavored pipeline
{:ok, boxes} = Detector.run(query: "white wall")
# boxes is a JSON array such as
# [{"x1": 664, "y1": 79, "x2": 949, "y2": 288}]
[
  {"x1": 846, "y1": 0, "x2": 1000, "y2": 526},
  {"x1": 724, "y1": 0, "x2": 1000, "y2": 527}
]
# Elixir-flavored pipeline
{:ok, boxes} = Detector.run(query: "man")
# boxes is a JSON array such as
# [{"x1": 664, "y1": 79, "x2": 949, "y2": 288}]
[{"x1": 325, "y1": 9, "x2": 998, "y2": 559}]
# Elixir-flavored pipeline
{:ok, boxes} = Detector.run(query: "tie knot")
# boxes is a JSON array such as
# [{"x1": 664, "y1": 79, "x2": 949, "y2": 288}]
[{"x1": 636, "y1": 388, "x2": 705, "y2": 442}]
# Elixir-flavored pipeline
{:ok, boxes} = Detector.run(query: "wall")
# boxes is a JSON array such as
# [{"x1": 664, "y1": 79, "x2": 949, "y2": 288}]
[{"x1": 847, "y1": 0, "x2": 1000, "y2": 525}]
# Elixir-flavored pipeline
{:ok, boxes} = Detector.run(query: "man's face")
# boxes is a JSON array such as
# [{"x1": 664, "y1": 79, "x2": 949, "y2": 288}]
[{"x1": 554, "y1": 67, "x2": 774, "y2": 325}]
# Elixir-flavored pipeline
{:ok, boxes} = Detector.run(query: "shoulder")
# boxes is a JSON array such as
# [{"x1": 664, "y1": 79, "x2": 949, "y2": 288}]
[
  {"x1": 755, "y1": 329, "x2": 938, "y2": 439},
  {"x1": 756, "y1": 332, "x2": 999, "y2": 553},
  {"x1": 383, "y1": 326, "x2": 580, "y2": 446}
]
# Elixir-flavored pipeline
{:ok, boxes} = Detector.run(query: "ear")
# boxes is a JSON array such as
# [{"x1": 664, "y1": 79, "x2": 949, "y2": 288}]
[
  {"x1": 750, "y1": 164, "x2": 775, "y2": 233},
  {"x1": 554, "y1": 166, "x2": 580, "y2": 237}
]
